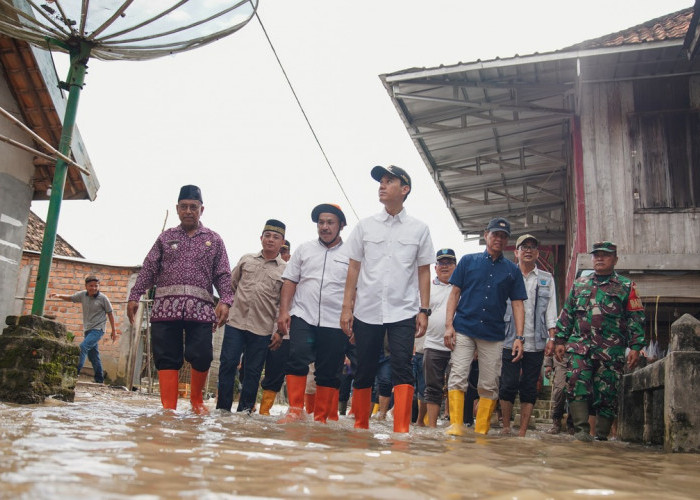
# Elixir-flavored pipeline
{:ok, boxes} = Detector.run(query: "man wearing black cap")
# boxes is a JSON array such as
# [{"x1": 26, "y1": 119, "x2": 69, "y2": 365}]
[
  {"x1": 275, "y1": 203, "x2": 350, "y2": 424},
  {"x1": 341, "y1": 165, "x2": 434, "y2": 433},
  {"x1": 280, "y1": 241, "x2": 291, "y2": 262},
  {"x1": 127, "y1": 185, "x2": 233, "y2": 413},
  {"x1": 216, "y1": 218, "x2": 287, "y2": 413},
  {"x1": 421, "y1": 248, "x2": 457, "y2": 427},
  {"x1": 554, "y1": 241, "x2": 646, "y2": 441},
  {"x1": 52, "y1": 275, "x2": 117, "y2": 383},
  {"x1": 444, "y1": 217, "x2": 527, "y2": 435},
  {"x1": 498, "y1": 234, "x2": 558, "y2": 436}
]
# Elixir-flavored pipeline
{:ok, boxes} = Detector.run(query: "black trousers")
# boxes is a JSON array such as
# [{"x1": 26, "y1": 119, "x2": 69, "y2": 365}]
[
  {"x1": 151, "y1": 321, "x2": 213, "y2": 372},
  {"x1": 423, "y1": 348, "x2": 451, "y2": 405},
  {"x1": 261, "y1": 339, "x2": 290, "y2": 392},
  {"x1": 499, "y1": 349, "x2": 545, "y2": 405},
  {"x1": 284, "y1": 316, "x2": 349, "y2": 388},
  {"x1": 339, "y1": 343, "x2": 357, "y2": 402},
  {"x1": 352, "y1": 316, "x2": 415, "y2": 389}
]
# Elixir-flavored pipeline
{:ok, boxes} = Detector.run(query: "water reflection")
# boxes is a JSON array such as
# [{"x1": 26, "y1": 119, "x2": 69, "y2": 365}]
[{"x1": 0, "y1": 383, "x2": 697, "y2": 499}]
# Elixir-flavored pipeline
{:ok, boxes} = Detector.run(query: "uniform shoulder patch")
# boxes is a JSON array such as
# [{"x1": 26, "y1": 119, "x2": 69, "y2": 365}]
[{"x1": 627, "y1": 283, "x2": 644, "y2": 311}]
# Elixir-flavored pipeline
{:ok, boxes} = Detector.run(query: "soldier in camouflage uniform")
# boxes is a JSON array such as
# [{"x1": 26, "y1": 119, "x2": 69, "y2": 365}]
[{"x1": 554, "y1": 241, "x2": 645, "y2": 442}]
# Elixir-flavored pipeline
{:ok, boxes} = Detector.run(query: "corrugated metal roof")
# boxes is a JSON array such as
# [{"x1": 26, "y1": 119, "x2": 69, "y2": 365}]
[{"x1": 380, "y1": 7, "x2": 698, "y2": 244}]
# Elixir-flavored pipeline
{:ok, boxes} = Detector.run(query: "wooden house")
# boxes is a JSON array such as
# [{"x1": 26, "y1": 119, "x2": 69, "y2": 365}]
[{"x1": 381, "y1": 8, "x2": 700, "y2": 352}]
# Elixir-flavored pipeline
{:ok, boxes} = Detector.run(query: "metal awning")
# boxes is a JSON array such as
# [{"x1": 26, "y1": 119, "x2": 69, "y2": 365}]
[{"x1": 380, "y1": 38, "x2": 698, "y2": 245}]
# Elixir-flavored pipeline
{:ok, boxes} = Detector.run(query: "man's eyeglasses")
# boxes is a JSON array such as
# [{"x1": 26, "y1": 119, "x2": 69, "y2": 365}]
[
  {"x1": 177, "y1": 203, "x2": 201, "y2": 213},
  {"x1": 518, "y1": 245, "x2": 537, "y2": 251},
  {"x1": 437, "y1": 260, "x2": 456, "y2": 267}
]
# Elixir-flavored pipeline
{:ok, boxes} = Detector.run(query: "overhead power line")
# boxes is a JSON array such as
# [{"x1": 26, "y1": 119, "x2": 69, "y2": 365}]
[{"x1": 254, "y1": 11, "x2": 359, "y2": 222}]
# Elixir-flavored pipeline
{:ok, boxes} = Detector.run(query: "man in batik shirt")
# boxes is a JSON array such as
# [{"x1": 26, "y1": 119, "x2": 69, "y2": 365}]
[{"x1": 127, "y1": 185, "x2": 233, "y2": 414}]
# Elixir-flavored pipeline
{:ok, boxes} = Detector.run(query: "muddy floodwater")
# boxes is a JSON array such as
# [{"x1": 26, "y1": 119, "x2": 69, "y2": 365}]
[{"x1": 0, "y1": 383, "x2": 698, "y2": 499}]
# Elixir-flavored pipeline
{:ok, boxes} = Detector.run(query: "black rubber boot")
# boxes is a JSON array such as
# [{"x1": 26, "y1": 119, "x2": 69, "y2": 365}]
[
  {"x1": 595, "y1": 415, "x2": 614, "y2": 441},
  {"x1": 569, "y1": 400, "x2": 593, "y2": 442}
]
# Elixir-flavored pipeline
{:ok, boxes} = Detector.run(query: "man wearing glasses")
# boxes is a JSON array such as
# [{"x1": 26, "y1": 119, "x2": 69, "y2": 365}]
[
  {"x1": 422, "y1": 248, "x2": 457, "y2": 427},
  {"x1": 498, "y1": 234, "x2": 558, "y2": 436},
  {"x1": 127, "y1": 185, "x2": 233, "y2": 414}
]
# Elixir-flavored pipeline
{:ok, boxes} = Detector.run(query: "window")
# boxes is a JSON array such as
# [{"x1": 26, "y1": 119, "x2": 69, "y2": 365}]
[{"x1": 628, "y1": 76, "x2": 700, "y2": 210}]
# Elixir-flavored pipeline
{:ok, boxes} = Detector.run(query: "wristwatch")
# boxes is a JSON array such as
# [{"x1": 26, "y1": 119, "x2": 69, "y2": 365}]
[
  {"x1": 515, "y1": 335, "x2": 525, "y2": 342},
  {"x1": 419, "y1": 307, "x2": 432, "y2": 317}
]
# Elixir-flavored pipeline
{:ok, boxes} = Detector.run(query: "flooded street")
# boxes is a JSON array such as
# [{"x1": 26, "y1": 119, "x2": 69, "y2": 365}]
[{"x1": 0, "y1": 383, "x2": 698, "y2": 499}]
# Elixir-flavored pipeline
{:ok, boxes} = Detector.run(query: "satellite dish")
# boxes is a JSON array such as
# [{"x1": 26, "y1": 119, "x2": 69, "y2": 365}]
[
  {"x1": 0, "y1": 0, "x2": 259, "y2": 315},
  {"x1": 0, "y1": 0, "x2": 258, "y2": 60}
]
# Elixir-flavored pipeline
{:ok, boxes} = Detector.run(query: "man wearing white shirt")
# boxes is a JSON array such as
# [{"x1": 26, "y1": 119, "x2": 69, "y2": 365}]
[
  {"x1": 277, "y1": 204, "x2": 350, "y2": 423},
  {"x1": 499, "y1": 234, "x2": 558, "y2": 436},
  {"x1": 422, "y1": 248, "x2": 457, "y2": 427},
  {"x1": 341, "y1": 165, "x2": 434, "y2": 433}
]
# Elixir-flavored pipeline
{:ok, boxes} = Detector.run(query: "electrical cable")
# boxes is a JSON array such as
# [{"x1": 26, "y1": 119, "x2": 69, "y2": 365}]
[{"x1": 253, "y1": 11, "x2": 359, "y2": 222}]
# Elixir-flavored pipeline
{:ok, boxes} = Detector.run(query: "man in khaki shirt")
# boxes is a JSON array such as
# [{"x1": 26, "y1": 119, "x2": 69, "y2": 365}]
[{"x1": 216, "y1": 219, "x2": 287, "y2": 412}]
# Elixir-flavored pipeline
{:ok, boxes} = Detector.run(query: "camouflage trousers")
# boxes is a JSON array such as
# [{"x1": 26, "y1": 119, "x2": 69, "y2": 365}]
[{"x1": 566, "y1": 353, "x2": 624, "y2": 419}]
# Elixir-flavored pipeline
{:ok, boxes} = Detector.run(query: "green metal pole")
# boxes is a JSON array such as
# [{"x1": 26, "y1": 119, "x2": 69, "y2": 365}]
[{"x1": 31, "y1": 41, "x2": 91, "y2": 316}]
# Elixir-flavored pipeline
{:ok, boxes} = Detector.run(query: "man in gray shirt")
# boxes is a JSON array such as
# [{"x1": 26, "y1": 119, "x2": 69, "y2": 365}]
[{"x1": 52, "y1": 275, "x2": 116, "y2": 383}]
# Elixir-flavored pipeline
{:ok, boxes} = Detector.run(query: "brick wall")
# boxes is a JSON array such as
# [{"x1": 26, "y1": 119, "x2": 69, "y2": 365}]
[{"x1": 19, "y1": 252, "x2": 140, "y2": 381}]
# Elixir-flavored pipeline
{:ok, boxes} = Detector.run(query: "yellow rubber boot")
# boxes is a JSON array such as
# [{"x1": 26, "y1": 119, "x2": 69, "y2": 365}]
[
  {"x1": 258, "y1": 389, "x2": 277, "y2": 416},
  {"x1": 474, "y1": 397, "x2": 497, "y2": 435},
  {"x1": 446, "y1": 390, "x2": 466, "y2": 436}
]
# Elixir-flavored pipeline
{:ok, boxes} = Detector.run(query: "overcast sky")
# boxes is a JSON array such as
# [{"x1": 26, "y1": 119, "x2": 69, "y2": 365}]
[{"x1": 33, "y1": 0, "x2": 691, "y2": 272}]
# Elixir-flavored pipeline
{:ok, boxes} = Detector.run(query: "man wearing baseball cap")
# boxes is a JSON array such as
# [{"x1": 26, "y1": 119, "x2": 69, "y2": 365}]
[
  {"x1": 341, "y1": 165, "x2": 434, "y2": 433},
  {"x1": 444, "y1": 217, "x2": 527, "y2": 435},
  {"x1": 275, "y1": 203, "x2": 350, "y2": 423},
  {"x1": 280, "y1": 240, "x2": 291, "y2": 262},
  {"x1": 52, "y1": 275, "x2": 117, "y2": 384},
  {"x1": 498, "y1": 234, "x2": 558, "y2": 436},
  {"x1": 422, "y1": 248, "x2": 457, "y2": 427},
  {"x1": 555, "y1": 241, "x2": 646, "y2": 441}
]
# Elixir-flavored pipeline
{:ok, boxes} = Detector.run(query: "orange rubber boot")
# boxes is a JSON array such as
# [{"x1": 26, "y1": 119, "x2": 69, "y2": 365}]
[
  {"x1": 277, "y1": 375, "x2": 307, "y2": 423},
  {"x1": 327, "y1": 388, "x2": 340, "y2": 421},
  {"x1": 313, "y1": 386, "x2": 333, "y2": 423},
  {"x1": 392, "y1": 384, "x2": 414, "y2": 433},
  {"x1": 190, "y1": 369, "x2": 210, "y2": 415},
  {"x1": 304, "y1": 393, "x2": 316, "y2": 414},
  {"x1": 352, "y1": 387, "x2": 372, "y2": 429},
  {"x1": 158, "y1": 369, "x2": 179, "y2": 410}
]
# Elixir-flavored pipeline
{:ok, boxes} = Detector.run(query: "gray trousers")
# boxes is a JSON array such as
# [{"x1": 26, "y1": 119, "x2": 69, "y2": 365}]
[{"x1": 550, "y1": 354, "x2": 570, "y2": 420}]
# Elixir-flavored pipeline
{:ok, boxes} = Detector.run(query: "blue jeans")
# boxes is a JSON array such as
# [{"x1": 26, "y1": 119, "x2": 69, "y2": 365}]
[
  {"x1": 412, "y1": 353, "x2": 425, "y2": 400},
  {"x1": 216, "y1": 325, "x2": 271, "y2": 412},
  {"x1": 78, "y1": 329, "x2": 105, "y2": 383}
]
